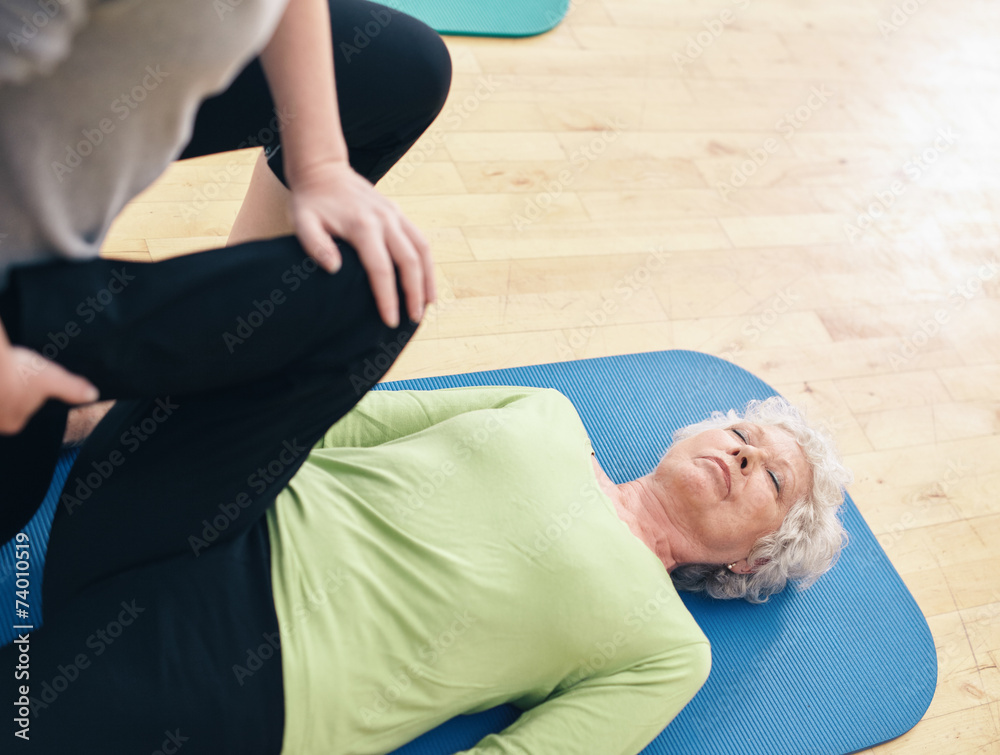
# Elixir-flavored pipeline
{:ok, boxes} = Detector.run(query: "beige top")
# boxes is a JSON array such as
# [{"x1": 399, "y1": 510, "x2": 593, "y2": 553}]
[{"x1": 0, "y1": 0, "x2": 289, "y2": 288}]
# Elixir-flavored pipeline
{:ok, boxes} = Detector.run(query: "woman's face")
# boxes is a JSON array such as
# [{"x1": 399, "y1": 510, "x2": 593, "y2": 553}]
[{"x1": 653, "y1": 422, "x2": 813, "y2": 565}]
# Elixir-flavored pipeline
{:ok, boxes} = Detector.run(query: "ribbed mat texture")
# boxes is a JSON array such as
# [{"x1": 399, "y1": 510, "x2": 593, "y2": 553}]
[
  {"x1": 1, "y1": 448, "x2": 78, "y2": 646},
  {"x1": 380, "y1": 0, "x2": 570, "y2": 38},
  {"x1": 1, "y1": 351, "x2": 935, "y2": 754}
]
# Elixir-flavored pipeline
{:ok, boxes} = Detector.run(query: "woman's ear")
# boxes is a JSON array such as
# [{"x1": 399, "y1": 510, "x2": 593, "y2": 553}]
[
  {"x1": 729, "y1": 560, "x2": 754, "y2": 575},
  {"x1": 729, "y1": 558, "x2": 768, "y2": 575}
]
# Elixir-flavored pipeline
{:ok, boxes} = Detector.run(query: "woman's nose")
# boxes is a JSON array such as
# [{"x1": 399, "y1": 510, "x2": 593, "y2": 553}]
[{"x1": 738, "y1": 446, "x2": 762, "y2": 474}]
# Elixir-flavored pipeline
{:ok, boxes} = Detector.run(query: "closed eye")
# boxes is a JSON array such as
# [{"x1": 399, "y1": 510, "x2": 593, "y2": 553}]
[
  {"x1": 732, "y1": 427, "x2": 781, "y2": 495},
  {"x1": 768, "y1": 469, "x2": 781, "y2": 495}
]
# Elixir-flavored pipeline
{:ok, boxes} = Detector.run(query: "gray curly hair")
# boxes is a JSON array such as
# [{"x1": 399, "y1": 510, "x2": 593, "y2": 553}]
[{"x1": 669, "y1": 396, "x2": 852, "y2": 604}]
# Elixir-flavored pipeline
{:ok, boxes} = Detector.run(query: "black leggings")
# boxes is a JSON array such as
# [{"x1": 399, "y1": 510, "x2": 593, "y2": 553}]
[{"x1": 0, "y1": 1, "x2": 450, "y2": 751}]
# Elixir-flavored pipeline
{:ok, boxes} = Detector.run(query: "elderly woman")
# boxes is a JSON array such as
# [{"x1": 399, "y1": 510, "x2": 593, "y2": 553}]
[{"x1": 4, "y1": 312, "x2": 850, "y2": 754}]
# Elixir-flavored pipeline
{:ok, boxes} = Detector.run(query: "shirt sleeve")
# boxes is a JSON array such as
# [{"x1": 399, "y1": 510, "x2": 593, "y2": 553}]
[
  {"x1": 314, "y1": 386, "x2": 556, "y2": 450},
  {"x1": 455, "y1": 642, "x2": 712, "y2": 755},
  {"x1": 0, "y1": 0, "x2": 91, "y2": 86}
]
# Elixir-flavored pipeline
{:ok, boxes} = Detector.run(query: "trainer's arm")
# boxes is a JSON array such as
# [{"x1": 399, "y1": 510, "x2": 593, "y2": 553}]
[
  {"x1": 258, "y1": 0, "x2": 434, "y2": 328},
  {"x1": 0, "y1": 317, "x2": 99, "y2": 435},
  {"x1": 259, "y1": 0, "x2": 348, "y2": 183}
]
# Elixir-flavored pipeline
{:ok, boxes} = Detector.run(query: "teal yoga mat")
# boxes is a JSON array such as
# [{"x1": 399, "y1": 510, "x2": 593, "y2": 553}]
[
  {"x1": 380, "y1": 0, "x2": 570, "y2": 37},
  {"x1": 1, "y1": 351, "x2": 936, "y2": 754}
]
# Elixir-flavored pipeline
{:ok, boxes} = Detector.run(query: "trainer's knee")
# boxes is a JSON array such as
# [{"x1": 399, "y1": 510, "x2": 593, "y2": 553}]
[
  {"x1": 376, "y1": 8, "x2": 453, "y2": 126},
  {"x1": 407, "y1": 19, "x2": 453, "y2": 123}
]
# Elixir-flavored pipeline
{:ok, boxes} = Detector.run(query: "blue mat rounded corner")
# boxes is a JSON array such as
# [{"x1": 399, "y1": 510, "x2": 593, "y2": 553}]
[
  {"x1": 373, "y1": 350, "x2": 937, "y2": 755},
  {"x1": 382, "y1": 0, "x2": 570, "y2": 38},
  {"x1": 1, "y1": 350, "x2": 936, "y2": 754}
]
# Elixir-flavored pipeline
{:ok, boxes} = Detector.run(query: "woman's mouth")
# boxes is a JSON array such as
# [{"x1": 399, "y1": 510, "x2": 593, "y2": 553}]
[{"x1": 706, "y1": 456, "x2": 731, "y2": 496}]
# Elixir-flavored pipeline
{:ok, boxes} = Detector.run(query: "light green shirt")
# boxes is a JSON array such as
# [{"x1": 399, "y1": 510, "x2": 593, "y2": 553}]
[{"x1": 266, "y1": 386, "x2": 711, "y2": 755}]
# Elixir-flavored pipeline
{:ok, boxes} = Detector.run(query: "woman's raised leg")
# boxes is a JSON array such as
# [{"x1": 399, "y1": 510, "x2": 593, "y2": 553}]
[{"x1": 0, "y1": 235, "x2": 418, "y2": 615}]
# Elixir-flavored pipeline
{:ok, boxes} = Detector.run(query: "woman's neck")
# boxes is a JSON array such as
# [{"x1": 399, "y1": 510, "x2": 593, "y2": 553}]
[
  {"x1": 613, "y1": 478, "x2": 680, "y2": 571},
  {"x1": 590, "y1": 453, "x2": 700, "y2": 572}
]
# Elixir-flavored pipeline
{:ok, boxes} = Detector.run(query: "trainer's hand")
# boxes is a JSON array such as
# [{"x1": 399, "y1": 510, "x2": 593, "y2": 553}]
[
  {"x1": 287, "y1": 159, "x2": 435, "y2": 328},
  {"x1": 0, "y1": 344, "x2": 100, "y2": 435}
]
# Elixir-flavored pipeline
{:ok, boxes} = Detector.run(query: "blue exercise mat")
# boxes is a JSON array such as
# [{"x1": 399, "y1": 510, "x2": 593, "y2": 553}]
[
  {"x1": 0, "y1": 447, "x2": 78, "y2": 643},
  {"x1": 1, "y1": 351, "x2": 935, "y2": 754},
  {"x1": 375, "y1": 351, "x2": 936, "y2": 755},
  {"x1": 380, "y1": 0, "x2": 570, "y2": 38}
]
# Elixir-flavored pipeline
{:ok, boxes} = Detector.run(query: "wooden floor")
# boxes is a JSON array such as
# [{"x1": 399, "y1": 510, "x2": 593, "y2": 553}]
[{"x1": 102, "y1": 0, "x2": 999, "y2": 751}]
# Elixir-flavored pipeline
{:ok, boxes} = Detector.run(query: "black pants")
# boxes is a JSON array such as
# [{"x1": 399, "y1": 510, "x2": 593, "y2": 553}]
[{"x1": 0, "y1": 1, "x2": 451, "y2": 751}]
